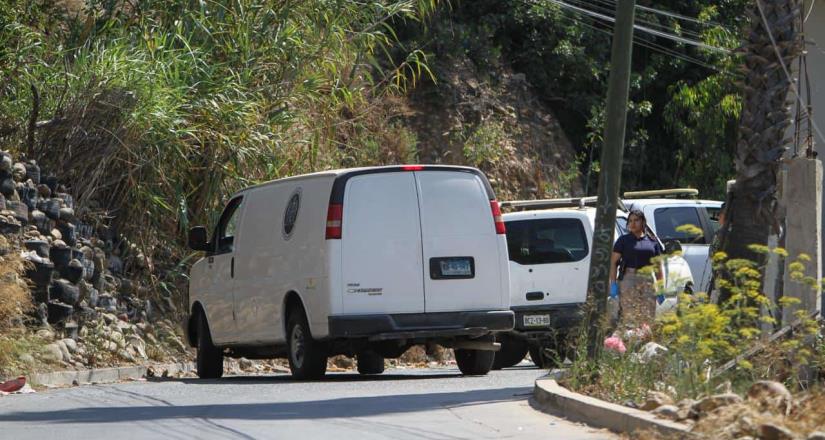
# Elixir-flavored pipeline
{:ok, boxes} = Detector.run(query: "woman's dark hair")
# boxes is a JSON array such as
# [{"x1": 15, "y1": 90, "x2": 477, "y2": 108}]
[
  {"x1": 627, "y1": 209, "x2": 646, "y2": 224},
  {"x1": 627, "y1": 209, "x2": 648, "y2": 235}
]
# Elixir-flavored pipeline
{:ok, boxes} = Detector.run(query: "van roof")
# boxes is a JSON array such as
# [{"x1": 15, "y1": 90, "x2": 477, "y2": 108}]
[
  {"x1": 233, "y1": 165, "x2": 493, "y2": 200},
  {"x1": 623, "y1": 198, "x2": 723, "y2": 210},
  {"x1": 502, "y1": 207, "x2": 592, "y2": 222},
  {"x1": 502, "y1": 206, "x2": 626, "y2": 222},
  {"x1": 501, "y1": 197, "x2": 628, "y2": 212}
]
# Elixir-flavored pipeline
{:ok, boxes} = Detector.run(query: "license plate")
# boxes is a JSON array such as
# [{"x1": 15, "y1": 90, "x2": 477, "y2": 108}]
[
  {"x1": 440, "y1": 258, "x2": 472, "y2": 277},
  {"x1": 523, "y1": 314, "x2": 551, "y2": 327}
]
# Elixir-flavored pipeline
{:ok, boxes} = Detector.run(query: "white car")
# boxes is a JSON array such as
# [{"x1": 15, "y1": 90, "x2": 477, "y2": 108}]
[
  {"x1": 493, "y1": 198, "x2": 694, "y2": 368},
  {"x1": 186, "y1": 165, "x2": 514, "y2": 379},
  {"x1": 623, "y1": 189, "x2": 723, "y2": 293}
]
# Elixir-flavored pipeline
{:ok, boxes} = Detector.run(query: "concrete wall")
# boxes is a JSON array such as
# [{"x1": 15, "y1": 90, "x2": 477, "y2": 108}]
[
  {"x1": 802, "y1": 0, "x2": 825, "y2": 314},
  {"x1": 781, "y1": 158, "x2": 822, "y2": 322}
]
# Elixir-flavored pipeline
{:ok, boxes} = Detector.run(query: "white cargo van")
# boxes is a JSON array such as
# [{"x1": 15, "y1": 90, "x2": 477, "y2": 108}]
[
  {"x1": 492, "y1": 198, "x2": 694, "y2": 369},
  {"x1": 185, "y1": 165, "x2": 514, "y2": 379}
]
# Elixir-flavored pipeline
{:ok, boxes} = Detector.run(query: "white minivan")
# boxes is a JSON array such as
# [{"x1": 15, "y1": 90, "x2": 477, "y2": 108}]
[{"x1": 185, "y1": 165, "x2": 514, "y2": 379}]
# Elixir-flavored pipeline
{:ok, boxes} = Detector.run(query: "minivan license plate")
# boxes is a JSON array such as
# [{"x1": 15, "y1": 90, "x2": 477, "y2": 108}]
[
  {"x1": 523, "y1": 314, "x2": 551, "y2": 327},
  {"x1": 441, "y1": 259, "x2": 471, "y2": 276}
]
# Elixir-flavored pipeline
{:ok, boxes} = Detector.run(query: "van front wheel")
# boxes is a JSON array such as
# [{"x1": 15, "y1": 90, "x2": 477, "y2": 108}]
[
  {"x1": 455, "y1": 349, "x2": 494, "y2": 375},
  {"x1": 196, "y1": 312, "x2": 224, "y2": 379},
  {"x1": 286, "y1": 309, "x2": 328, "y2": 380}
]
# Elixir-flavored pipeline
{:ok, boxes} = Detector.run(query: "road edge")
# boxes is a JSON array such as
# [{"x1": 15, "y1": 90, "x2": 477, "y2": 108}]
[
  {"x1": 24, "y1": 362, "x2": 196, "y2": 387},
  {"x1": 533, "y1": 378, "x2": 694, "y2": 438}
]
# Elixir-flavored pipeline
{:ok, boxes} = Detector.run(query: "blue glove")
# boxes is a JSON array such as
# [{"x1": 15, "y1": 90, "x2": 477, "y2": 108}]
[
  {"x1": 656, "y1": 294, "x2": 665, "y2": 305},
  {"x1": 609, "y1": 281, "x2": 619, "y2": 299}
]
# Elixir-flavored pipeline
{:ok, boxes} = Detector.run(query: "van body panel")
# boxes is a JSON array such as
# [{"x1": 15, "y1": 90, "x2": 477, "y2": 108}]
[
  {"x1": 233, "y1": 175, "x2": 335, "y2": 344},
  {"x1": 325, "y1": 240, "x2": 344, "y2": 319},
  {"x1": 203, "y1": 248, "x2": 239, "y2": 344},
  {"x1": 341, "y1": 172, "x2": 426, "y2": 314},
  {"x1": 416, "y1": 171, "x2": 506, "y2": 312},
  {"x1": 190, "y1": 258, "x2": 235, "y2": 344}
]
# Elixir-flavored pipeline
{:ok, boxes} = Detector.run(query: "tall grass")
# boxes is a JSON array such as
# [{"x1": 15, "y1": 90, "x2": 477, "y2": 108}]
[{"x1": 1, "y1": 0, "x2": 437, "y2": 259}]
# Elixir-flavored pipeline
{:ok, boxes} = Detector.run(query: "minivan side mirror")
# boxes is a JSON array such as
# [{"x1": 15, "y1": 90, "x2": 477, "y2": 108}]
[
  {"x1": 664, "y1": 239, "x2": 682, "y2": 254},
  {"x1": 188, "y1": 226, "x2": 211, "y2": 252}
]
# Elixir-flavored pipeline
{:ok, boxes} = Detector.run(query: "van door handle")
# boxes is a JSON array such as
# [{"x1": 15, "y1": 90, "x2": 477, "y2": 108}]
[{"x1": 231, "y1": 257, "x2": 235, "y2": 278}]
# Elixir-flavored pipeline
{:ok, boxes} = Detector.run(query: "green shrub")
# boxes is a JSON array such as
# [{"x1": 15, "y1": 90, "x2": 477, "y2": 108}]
[{"x1": 565, "y1": 247, "x2": 823, "y2": 403}]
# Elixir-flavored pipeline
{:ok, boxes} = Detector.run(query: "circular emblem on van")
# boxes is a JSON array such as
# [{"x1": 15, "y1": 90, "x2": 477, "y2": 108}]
[{"x1": 283, "y1": 188, "x2": 301, "y2": 240}]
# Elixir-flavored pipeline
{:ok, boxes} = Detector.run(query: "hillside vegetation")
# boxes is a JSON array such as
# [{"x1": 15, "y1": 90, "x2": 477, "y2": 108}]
[
  {"x1": 1, "y1": 0, "x2": 747, "y2": 245},
  {"x1": 0, "y1": 1, "x2": 746, "y2": 334}
]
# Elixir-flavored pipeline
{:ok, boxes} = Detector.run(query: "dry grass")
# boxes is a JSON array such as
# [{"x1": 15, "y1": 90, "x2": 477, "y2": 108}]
[
  {"x1": 626, "y1": 391, "x2": 825, "y2": 440},
  {"x1": 0, "y1": 247, "x2": 43, "y2": 378},
  {"x1": 689, "y1": 391, "x2": 825, "y2": 439},
  {"x1": 0, "y1": 330, "x2": 54, "y2": 378},
  {"x1": 0, "y1": 247, "x2": 32, "y2": 331},
  {"x1": 398, "y1": 344, "x2": 454, "y2": 364}
]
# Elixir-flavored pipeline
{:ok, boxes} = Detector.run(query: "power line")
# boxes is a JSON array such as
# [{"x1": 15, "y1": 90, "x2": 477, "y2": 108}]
[
  {"x1": 586, "y1": 0, "x2": 733, "y2": 31},
  {"x1": 564, "y1": 0, "x2": 710, "y2": 41},
  {"x1": 540, "y1": 0, "x2": 731, "y2": 53},
  {"x1": 552, "y1": 10, "x2": 735, "y2": 75}
]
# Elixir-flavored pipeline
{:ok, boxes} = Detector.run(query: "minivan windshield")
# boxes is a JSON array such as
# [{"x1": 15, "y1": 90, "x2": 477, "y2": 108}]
[{"x1": 505, "y1": 218, "x2": 588, "y2": 265}]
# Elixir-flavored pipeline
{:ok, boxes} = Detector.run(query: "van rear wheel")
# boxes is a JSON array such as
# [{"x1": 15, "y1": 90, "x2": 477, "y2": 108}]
[
  {"x1": 492, "y1": 335, "x2": 528, "y2": 370},
  {"x1": 455, "y1": 349, "x2": 494, "y2": 375},
  {"x1": 357, "y1": 351, "x2": 385, "y2": 375},
  {"x1": 286, "y1": 308, "x2": 328, "y2": 380},
  {"x1": 196, "y1": 312, "x2": 224, "y2": 379}
]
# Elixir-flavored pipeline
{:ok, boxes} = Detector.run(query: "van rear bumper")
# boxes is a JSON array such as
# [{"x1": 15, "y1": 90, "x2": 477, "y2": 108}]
[{"x1": 328, "y1": 311, "x2": 515, "y2": 339}]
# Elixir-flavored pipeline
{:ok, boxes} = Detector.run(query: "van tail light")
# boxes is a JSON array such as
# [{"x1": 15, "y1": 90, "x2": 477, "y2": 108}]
[
  {"x1": 490, "y1": 200, "x2": 506, "y2": 234},
  {"x1": 326, "y1": 203, "x2": 343, "y2": 239}
]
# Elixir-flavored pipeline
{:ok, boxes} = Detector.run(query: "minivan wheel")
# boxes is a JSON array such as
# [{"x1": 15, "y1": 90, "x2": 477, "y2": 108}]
[
  {"x1": 529, "y1": 345, "x2": 561, "y2": 369},
  {"x1": 357, "y1": 351, "x2": 385, "y2": 375},
  {"x1": 196, "y1": 312, "x2": 224, "y2": 379},
  {"x1": 455, "y1": 349, "x2": 494, "y2": 375},
  {"x1": 492, "y1": 335, "x2": 529, "y2": 370},
  {"x1": 286, "y1": 308, "x2": 327, "y2": 380}
]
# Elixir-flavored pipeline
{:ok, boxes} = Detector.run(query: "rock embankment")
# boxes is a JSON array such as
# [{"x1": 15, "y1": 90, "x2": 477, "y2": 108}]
[{"x1": 0, "y1": 149, "x2": 188, "y2": 373}]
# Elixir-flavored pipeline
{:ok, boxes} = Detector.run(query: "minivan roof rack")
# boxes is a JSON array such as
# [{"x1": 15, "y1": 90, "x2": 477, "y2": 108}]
[
  {"x1": 623, "y1": 188, "x2": 698, "y2": 199},
  {"x1": 501, "y1": 197, "x2": 628, "y2": 212}
]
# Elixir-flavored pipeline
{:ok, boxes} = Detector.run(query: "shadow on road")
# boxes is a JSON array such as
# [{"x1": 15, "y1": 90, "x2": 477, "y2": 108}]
[
  {"x1": 149, "y1": 371, "x2": 462, "y2": 385},
  {"x1": 0, "y1": 387, "x2": 531, "y2": 424}
]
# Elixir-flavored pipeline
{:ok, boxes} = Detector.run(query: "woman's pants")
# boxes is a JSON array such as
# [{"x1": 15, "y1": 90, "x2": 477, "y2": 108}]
[{"x1": 619, "y1": 268, "x2": 656, "y2": 327}]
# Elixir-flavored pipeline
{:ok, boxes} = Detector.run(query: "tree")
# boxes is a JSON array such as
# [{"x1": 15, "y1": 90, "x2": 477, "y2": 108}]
[{"x1": 717, "y1": 0, "x2": 802, "y2": 302}]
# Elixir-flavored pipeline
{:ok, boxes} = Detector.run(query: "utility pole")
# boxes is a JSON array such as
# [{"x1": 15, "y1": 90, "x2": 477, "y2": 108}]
[{"x1": 585, "y1": 0, "x2": 635, "y2": 357}]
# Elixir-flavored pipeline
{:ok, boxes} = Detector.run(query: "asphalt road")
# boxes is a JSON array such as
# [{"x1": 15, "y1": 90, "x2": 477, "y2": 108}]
[{"x1": 0, "y1": 364, "x2": 616, "y2": 440}]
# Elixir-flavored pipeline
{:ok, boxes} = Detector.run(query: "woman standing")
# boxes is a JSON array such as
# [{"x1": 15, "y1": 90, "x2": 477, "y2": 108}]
[{"x1": 609, "y1": 209, "x2": 663, "y2": 327}]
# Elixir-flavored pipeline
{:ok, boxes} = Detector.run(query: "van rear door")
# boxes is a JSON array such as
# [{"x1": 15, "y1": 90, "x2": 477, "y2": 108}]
[
  {"x1": 505, "y1": 214, "x2": 591, "y2": 308},
  {"x1": 341, "y1": 172, "x2": 425, "y2": 314},
  {"x1": 416, "y1": 171, "x2": 506, "y2": 312}
]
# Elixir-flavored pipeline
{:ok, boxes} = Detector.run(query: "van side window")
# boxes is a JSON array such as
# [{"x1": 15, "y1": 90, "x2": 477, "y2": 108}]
[
  {"x1": 505, "y1": 218, "x2": 588, "y2": 265},
  {"x1": 214, "y1": 196, "x2": 243, "y2": 254},
  {"x1": 653, "y1": 207, "x2": 705, "y2": 244}
]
